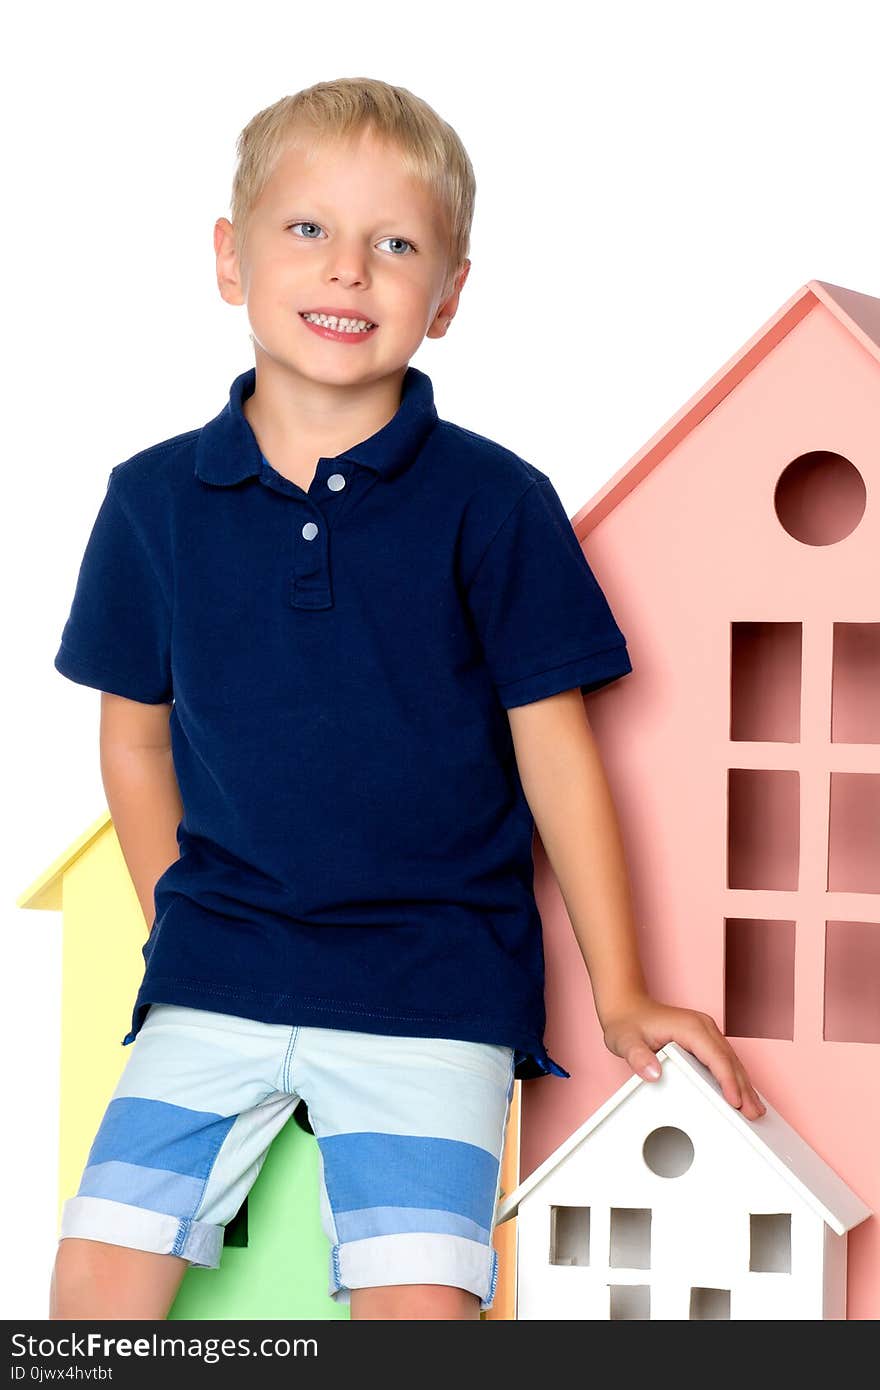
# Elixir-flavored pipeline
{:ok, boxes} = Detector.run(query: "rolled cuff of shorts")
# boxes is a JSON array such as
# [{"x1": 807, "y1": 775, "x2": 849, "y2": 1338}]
[
  {"x1": 329, "y1": 1232, "x2": 500, "y2": 1311},
  {"x1": 60, "y1": 1194, "x2": 224, "y2": 1269}
]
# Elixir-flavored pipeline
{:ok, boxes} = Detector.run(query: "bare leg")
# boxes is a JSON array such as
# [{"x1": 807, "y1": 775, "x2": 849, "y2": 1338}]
[
  {"x1": 350, "y1": 1283, "x2": 481, "y2": 1320},
  {"x1": 49, "y1": 1238, "x2": 189, "y2": 1320}
]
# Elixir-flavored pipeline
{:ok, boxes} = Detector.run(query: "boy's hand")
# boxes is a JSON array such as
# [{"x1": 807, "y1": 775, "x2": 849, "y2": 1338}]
[{"x1": 599, "y1": 993, "x2": 767, "y2": 1120}]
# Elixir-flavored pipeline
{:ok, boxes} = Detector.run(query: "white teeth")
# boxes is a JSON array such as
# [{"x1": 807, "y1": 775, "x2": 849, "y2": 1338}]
[{"x1": 301, "y1": 312, "x2": 375, "y2": 332}]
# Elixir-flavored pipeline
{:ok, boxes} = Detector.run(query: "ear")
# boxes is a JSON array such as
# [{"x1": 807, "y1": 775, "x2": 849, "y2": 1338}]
[
  {"x1": 427, "y1": 258, "x2": 471, "y2": 339},
  {"x1": 215, "y1": 217, "x2": 246, "y2": 307}
]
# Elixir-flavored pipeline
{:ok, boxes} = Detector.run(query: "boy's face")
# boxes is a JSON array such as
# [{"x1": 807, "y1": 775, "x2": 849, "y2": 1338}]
[{"x1": 215, "y1": 126, "x2": 470, "y2": 386}]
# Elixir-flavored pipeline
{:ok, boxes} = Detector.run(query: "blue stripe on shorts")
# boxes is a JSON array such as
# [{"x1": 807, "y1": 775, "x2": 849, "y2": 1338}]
[
  {"x1": 320, "y1": 1132, "x2": 499, "y2": 1243},
  {"x1": 76, "y1": 1096, "x2": 236, "y2": 1218}
]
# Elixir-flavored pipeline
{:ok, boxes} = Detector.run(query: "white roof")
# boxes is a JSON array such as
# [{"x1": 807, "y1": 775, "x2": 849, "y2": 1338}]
[{"x1": 496, "y1": 1042, "x2": 872, "y2": 1236}]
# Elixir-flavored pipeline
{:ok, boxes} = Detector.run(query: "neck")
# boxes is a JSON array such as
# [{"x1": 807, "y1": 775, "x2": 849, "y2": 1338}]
[{"x1": 243, "y1": 348, "x2": 407, "y2": 464}]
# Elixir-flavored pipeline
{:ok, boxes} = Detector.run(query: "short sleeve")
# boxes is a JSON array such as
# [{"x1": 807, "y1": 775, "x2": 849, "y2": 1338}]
[
  {"x1": 54, "y1": 472, "x2": 173, "y2": 704},
  {"x1": 465, "y1": 477, "x2": 632, "y2": 709}
]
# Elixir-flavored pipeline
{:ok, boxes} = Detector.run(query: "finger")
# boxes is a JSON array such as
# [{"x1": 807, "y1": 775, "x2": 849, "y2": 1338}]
[
  {"x1": 629, "y1": 1045, "x2": 662, "y2": 1081},
  {"x1": 693, "y1": 1019, "x2": 764, "y2": 1115},
  {"x1": 682, "y1": 1034, "x2": 743, "y2": 1108},
  {"x1": 725, "y1": 1058, "x2": 768, "y2": 1117},
  {"x1": 653, "y1": 1013, "x2": 741, "y2": 1104},
  {"x1": 734, "y1": 1067, "x2": 767, "y2": 1117},
  {"x1": 722, "y1": 1042, "x2": 768, "y2": 1117},
  {"x1": 609, "y1": 1027, "x2": 663, "y2": 1081}
]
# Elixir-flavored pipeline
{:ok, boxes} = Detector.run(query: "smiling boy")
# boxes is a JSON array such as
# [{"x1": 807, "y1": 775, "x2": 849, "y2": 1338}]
[{"x1": 50, "y1": 77, "x2": 763, "y2": 1323}]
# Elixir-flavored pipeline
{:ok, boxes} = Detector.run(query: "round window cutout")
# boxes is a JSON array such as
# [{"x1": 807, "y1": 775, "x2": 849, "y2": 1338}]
[
  {"x1": 774, "y1": 451, "x2": 866, "y2": 546},
  {"x1": 642, "y1": 1125, "x2": 695, "y2": 1179}
]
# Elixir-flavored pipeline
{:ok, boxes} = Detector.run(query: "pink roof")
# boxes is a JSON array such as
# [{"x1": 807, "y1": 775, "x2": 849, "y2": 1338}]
[{"x1": 571, "y1": 279, "x2": 880, "y2": 538}]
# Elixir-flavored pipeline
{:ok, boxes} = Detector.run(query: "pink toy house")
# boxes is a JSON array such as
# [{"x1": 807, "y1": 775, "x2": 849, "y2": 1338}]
[{"x1": 524, "y1": 279, "x2": 880, "y2": 1320}]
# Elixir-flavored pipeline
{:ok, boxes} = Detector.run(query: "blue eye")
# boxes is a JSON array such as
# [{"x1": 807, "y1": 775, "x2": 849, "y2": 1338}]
[
  {"x1": 377, "y1": 236, "x2": 417, "y2": 256},
  {"x1": 287, "y1": 222, "x2": 417, "y2": 254}
]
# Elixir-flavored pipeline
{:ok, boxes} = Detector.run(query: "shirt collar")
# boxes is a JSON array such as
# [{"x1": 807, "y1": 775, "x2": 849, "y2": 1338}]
[{"x1": 195, "y1": 364, "x2": 439, "y2": 487}]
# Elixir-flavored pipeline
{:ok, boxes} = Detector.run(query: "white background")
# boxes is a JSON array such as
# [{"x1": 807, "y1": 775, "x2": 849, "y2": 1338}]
[{"x1": 4, "y1": 0, "x2": 879, "y2": 1318}]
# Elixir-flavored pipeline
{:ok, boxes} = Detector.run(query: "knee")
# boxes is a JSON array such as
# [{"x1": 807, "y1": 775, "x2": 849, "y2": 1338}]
[
  {"x1": 49, "y1": 1237, "x2": 187, "y2": 1321},
  {"x1": 52, "y1": 1236, "x2": 105, "y2": 1290},
  {"x1": 49, "y1": 1240, "x2": 84, "y2": 1319},
  {"x1": 350, "y1": 1283, "x2": 481, "y2": 1320}
]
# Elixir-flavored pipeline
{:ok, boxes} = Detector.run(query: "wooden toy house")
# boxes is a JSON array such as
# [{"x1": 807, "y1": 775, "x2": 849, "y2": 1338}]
[
  {"x1": 496, "y1": 1040, "x2": 871, "y2": 1319},
  {"x1": 520, "y1": 278, "x2": 880, "y2": 1319}
]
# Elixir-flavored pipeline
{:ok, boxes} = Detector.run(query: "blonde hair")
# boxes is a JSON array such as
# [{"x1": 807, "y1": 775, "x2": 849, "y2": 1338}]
[{"x1": 230, "y1": 77, "x2": 476, "y2": 288}]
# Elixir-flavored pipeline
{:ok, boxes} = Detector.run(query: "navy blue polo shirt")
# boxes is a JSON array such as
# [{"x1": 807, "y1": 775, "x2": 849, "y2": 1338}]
[{"x1": 54, "y1": 364, "x2": 632, "y2": 1081}]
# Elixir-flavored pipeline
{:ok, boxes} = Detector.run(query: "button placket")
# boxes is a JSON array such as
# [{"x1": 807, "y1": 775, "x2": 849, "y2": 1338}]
[
  {"x1": 284, "y1": 459, "x2": 378, "y2": 608},
  {"x1": 291, "y1": 503, "x2": 333, "y2": 610}
]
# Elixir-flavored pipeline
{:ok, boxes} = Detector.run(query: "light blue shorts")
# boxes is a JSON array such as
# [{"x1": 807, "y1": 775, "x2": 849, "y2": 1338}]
[{"x1": 59, "y1": 1004, "x2": 516, "y2": 1311}]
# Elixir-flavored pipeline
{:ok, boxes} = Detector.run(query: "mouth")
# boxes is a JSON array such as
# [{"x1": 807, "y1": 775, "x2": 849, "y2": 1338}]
[{"x1": 299, "y1": 310, "x2": 378, "y2": 335}]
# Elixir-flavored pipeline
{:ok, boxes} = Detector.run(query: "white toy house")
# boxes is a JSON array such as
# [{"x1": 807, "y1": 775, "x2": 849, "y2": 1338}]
[{"x1": 495, "y1": 1042, "x2": 871, "y2": 1320}]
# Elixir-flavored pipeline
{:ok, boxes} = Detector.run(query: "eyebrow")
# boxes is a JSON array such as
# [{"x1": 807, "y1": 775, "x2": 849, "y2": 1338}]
[{"x1": 279, "y1": 208, "x2": 427, "y2": 228}]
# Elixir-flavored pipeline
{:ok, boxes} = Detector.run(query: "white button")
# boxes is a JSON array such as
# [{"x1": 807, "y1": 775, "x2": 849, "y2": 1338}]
[
  {"x1": 302, "y1": 522, "x2": 318, "y2": 540},
  {"x1": 327, "y1": 473, "x2": 346, "y2": 491}
]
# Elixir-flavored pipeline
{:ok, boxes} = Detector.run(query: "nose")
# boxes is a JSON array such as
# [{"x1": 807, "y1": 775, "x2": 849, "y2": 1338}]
[
  {"x1": 325, "y1": 237, "x2": 369, "y2": 288},
  {"x1": 329, "y1": 265, "x2": 367, "y2": 288}
]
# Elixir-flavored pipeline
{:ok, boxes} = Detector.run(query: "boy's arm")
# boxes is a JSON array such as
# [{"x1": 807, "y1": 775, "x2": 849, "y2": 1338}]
[
  {"x1": 507, "y1": 689, "x2": 649, "y2": 1023},
  {"x1": 507, "y1": 688, "x2": 766, "y2": 1118},
  {"x1": 100, "y1": 692, "x2": 183, "y2": 938}
]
